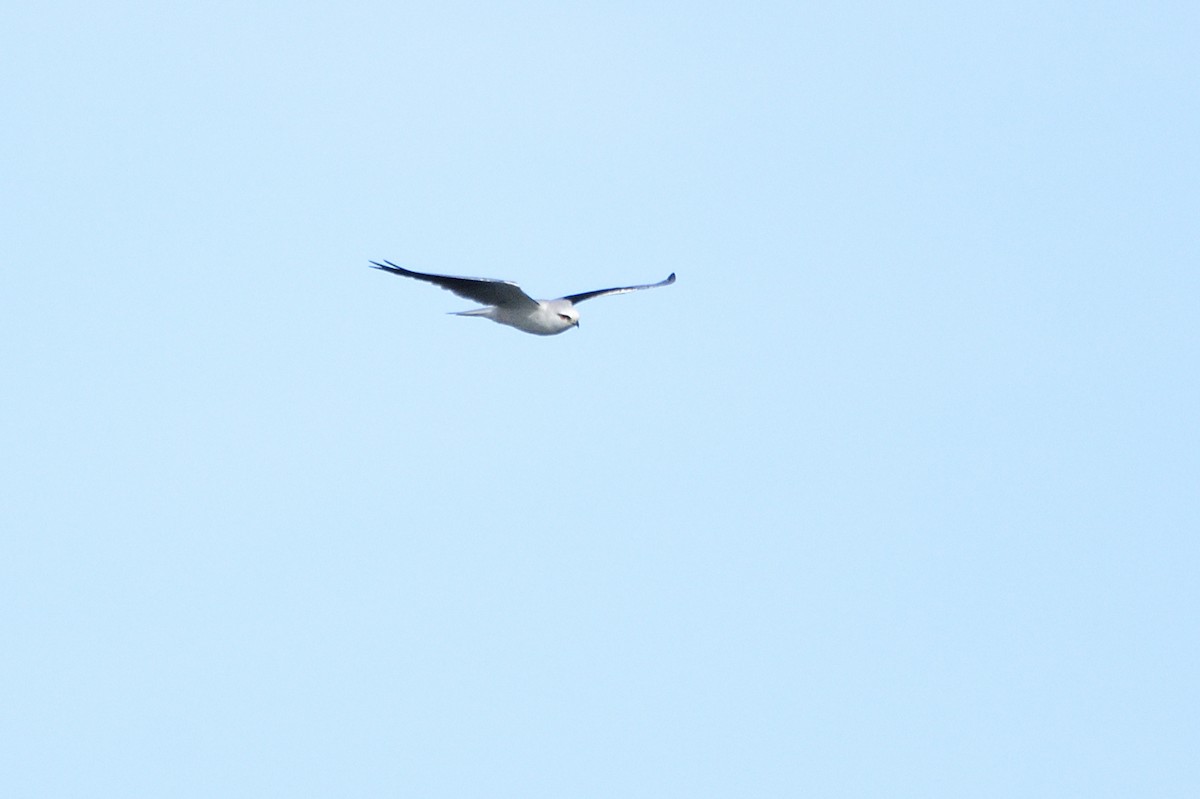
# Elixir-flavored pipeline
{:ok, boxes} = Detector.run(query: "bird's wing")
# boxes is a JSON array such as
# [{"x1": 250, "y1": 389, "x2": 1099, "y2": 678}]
[
  {"x1": 370, "y1": 261, "x2": 539, "y2": 309},
  {"x1": 561, "y1": 273, "x2": 676, "y2": 305}
]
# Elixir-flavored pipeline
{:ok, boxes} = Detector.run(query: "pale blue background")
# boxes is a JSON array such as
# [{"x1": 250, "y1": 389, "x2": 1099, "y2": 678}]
[{"x1": 3, "y1": 2, "x2": 1197, "y2": 796}]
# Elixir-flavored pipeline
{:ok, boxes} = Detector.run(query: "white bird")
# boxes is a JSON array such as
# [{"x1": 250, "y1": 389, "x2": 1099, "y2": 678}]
[{"x1": 370, "y1": 261, "x2": 676, "y2": 336}]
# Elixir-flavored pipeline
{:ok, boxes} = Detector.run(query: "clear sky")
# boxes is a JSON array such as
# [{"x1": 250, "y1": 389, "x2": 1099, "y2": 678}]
[{"x1": 3, "y1": 1, "x2": 1197, "y2": 796}]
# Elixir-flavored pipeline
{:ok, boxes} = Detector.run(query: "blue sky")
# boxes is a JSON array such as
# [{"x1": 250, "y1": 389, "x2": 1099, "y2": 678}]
[{"x1": 3, "y1": 1, "x2": 1198, "y2": 796}]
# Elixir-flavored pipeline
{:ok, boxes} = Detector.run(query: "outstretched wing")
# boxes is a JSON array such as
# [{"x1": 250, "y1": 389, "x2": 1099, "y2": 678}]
[
  {"x1": 561, "y1": 273, "x2": 676, "y2": 305},
  {"x1": 370, "y1": 261, "x2": 539, "y2": 309}
]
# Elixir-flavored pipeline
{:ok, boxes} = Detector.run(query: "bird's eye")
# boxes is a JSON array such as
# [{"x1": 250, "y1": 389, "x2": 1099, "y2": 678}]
[{"x1": 558, "y1": 313, "x2": 571, "y2": 321}]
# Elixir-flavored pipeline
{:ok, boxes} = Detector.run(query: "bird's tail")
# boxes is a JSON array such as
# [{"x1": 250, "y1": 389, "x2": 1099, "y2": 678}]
[{"x1": 449, "y1": 307, "x2": 495, "y2": 318}]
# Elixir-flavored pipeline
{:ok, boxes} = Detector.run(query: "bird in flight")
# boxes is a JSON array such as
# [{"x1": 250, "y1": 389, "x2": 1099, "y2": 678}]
[{"x1": 370, "y1": 261, "x2": 676, "y2": 336}]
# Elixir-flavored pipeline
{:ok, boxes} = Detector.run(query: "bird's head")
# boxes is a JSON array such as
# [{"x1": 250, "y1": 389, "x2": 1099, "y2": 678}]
[{"x1": 548, "y1": 301, "x2": 580, "y2": 330}]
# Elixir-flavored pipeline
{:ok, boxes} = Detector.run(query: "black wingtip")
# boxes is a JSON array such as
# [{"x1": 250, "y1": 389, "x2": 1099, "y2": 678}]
[
  {"x1": 369, "y1": 260, "x2": 406, "y2": 274},
  {"x1": 666, "y1": 272, "x2": 676, "y2": 283}
]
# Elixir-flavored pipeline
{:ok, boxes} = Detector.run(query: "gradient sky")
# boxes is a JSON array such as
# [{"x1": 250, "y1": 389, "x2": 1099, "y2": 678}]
[{"x1": 3, "y1": 2, "x2": 1198, "y2": 796}]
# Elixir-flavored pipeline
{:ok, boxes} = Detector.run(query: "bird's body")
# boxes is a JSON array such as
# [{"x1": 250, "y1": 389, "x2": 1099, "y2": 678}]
[
  {"x1": 370, "y1": 261, "x2": 675, "y2": 336},
  {"x1": 450, "y1": 298, "x2": 581, "y2": 336}
]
